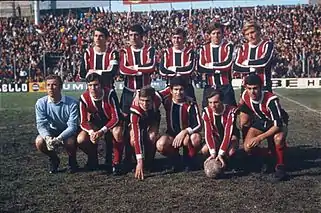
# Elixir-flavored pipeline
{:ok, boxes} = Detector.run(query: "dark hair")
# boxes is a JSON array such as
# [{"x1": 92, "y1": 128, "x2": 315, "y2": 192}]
[
  {"x1": 86, "y1": 73, "x2": 102, "y2": 85},
  {"x1": 207, "y1": 22, "x2": 224, "y2": 34},
  {"x1": 169, "y1": 76, "x2": 187, "y2": 89},
  {"x1": 244, "y1": 74, "x2": 263, "y2": 86},
  {"x1": 95, "y1": 27, "x2": 109, "y2": 37},
  {"x1": 129, "y1": 24, "x2": 145, "y2": 36},
  {"x1": 46, "y1": 74, "x2": 63, "y2": 89},
  {"x1": 139, "y1": 86, "x2": 155, "y2": 98},
  {"x1": 172, "y1": 27, "x2": 187, "y2": 38},
  {"x1": 206, "y1": 88, "x2": 224, "y2": 102}
]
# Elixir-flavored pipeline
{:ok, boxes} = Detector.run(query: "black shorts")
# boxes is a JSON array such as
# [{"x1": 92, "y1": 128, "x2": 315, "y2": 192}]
[
  {"x1": 120, "y1": 87, "x2": 135, "y2": 115},
  {"x1": 202, "y1": 84, "x2": 237, "y2": 108}
]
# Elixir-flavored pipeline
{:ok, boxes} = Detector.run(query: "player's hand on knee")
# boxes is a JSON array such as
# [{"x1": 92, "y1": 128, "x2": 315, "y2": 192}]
[
  {"x1": 173, "y1": 131, "x2": 187, "y2": 148},
  {"x1": 248, "y1": 136, "x2": 262, "y2": 149},
  {"x1": 45, "y1": 136, "x2": 54, "y2": 151},
  {"x1": 135, "y1": 159, "x2": 144, "y2": 180},
  {"x1": 51, "y1": 136, "x2": 63, "y2": 147},
  {"x1": 215, "y1": 155, "x2": 226, "y2": 168}
]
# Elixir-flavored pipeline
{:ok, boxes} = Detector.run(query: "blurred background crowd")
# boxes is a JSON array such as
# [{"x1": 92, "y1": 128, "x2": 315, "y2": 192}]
[{"x1": 0, "y1": 4, "x2": 320, "y2": 84}]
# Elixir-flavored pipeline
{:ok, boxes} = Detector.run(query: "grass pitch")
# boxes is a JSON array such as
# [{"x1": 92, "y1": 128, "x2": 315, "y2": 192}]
[{"x1": 0, "y1": 89, "x2": 320, "y2": 212}]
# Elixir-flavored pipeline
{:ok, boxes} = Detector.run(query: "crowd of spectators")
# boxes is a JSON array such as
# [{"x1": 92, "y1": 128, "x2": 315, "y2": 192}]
[{"x1": 0, "y1": 4, "x2": 320, "y2": 84}]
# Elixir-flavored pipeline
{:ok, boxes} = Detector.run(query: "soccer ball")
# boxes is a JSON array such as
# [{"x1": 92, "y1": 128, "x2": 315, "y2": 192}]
[{"x1": 204, "y1": 158, "x2": 223, "y2": 178}]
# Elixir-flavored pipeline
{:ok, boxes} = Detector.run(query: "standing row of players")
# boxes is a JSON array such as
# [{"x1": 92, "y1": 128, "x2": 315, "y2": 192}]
[{"x1": 35, "y1": 21, "x2": 288, "y2": 181}]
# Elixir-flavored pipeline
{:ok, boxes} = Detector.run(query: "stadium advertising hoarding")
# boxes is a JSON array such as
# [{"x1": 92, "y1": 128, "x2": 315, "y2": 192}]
[
  {"x1": 3, "y1": 78, "x2": 321, "y2": 93},
  {"x1": 29, "y1": 82, "x2": 47, "y2": 92},
  {"x1": 0, "y1": 83, "x2": 28, "y2": 93},
  {"x1": 123, "y1": 0, "x2": 200, "y2": 4}
]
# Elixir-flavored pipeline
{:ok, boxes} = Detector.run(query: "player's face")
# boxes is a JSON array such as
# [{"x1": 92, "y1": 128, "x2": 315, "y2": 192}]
[
  {"x1": 207, "y1": 94, "x2": 223, "y2": 112},
  {"x1": 246, "y1": 84, "x2": 262, "y2": 101},
  {"x1": 170, "y1": 85, "x2": 185, "y2": 102},
  {"x1": 46, "y1": 79, "x2": 61, "y2": 99},
  {"x1": 139, "y1": 96, "x2": 153, "y2": 112},
  {"x1": 172, "y1": 34, "x2": 185, "y2": 50},
  {"x1": 129, "y1": 30, "x2": 142, "y2": 46},
  {"x1": 94, "y1": 31, "x2": 107, "y2": 47},
  {"x1": 88, "y1": 80, "x2": 102, "y2": 98},
  {"x1": 210, "y1": 29, "x2": 223, "y2": 45},
  {"x1": 244, "y1": 27, "x2": 260, "y2": 45}
]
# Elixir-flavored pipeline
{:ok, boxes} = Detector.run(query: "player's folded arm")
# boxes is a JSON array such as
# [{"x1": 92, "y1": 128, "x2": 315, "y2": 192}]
[{"x1": 248, "y1": 42, "x2": 274, "y2": 68}]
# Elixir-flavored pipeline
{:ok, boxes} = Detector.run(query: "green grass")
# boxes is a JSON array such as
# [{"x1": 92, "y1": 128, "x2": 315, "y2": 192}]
[{"x1": 0, "y1": 88, "x2": 321, "y2": 212}]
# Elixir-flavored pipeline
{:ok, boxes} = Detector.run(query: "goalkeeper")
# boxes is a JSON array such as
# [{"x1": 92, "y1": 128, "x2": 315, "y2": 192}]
[{"x1": 34, "y1": 74, "x2": 79, "y2": 174}]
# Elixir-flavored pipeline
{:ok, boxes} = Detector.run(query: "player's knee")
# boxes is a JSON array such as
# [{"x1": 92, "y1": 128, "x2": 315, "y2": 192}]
[
  {"x1": 113, "y1": 126, "x2": 123, "y2": 142},
  {"x1": 77, "y1": 131, "x2": 88, "y2": 145},
  {"x1": 65, "y1": 136, "x2": 77, "y2": 147},
  {"x1": 35, "y1": 136, "x2": 45, "y2": 150},
  {"x1": 239, "y1": 113, "x2": 251, "y2": 129},
  {"x1": 190, "y1": 133, "x2": 201, "y2": 147},
  {"x1": 243, "y1": 141, "x2": 252, "y2": 153},
  {"x1": 148, "y1": 131, "x2": 158, "y2": 144},
  {"x1": 274, "y1": 133, "x2": 285, "y2": 146},
  {"x1": 156, "y1": 138, "x2": 167, "y2": 154},
  {"x1": 182, "y1": 134, "x2": 190, "y2": 146},
  {"x1": 200, "y1": 145, "x2": 209, "y2": 155}
]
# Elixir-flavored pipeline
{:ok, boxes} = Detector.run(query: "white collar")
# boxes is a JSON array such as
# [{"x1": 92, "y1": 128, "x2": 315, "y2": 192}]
[
  {"x1": 131, "y1": 44, "x2": 144, "y2": 51},
  {"x1": 48, "y1": 95, "x2": 65, "y2": 104},
  {"x1": 173, "y1": 47, "x2": 185, "y2": 53},
  {"x1": 250, "y1": 91, "x2": 264, "y2": 104},
  {"x1": 210, "y1": 40, "x2": 223, "y2": 48},
  {"x1": 249, "y1": 40, "x2": 263, "y2": 48},
  {"x1": 214, "y1": 104, "x2": 226, "y2": 116},
  {"x1": 90, "y1": 90, "x2": 104, "y2": 101}
]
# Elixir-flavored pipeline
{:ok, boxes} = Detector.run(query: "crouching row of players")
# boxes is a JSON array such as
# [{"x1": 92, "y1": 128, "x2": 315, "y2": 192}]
[{"x1": 35, "y1": 73, "x2": 288, "y2": 181}]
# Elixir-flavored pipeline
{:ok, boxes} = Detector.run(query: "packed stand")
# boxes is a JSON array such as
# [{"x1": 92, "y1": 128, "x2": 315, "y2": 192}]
[{"x1": 0, "y1": 4, "x2": 321, "y2": 83}]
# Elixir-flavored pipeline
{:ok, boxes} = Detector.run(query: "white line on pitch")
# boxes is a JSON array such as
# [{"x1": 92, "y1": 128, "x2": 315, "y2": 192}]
[{"x1": 275, "y1": 92, "x2": 321, "y2": 115}]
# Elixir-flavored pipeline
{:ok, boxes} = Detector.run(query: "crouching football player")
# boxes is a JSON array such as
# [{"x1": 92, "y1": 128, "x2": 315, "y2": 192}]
[
  {"x1": 156, "y1": 76, "x2": 202, "y2": 172},
  {"x1": 77, "y1": 73, "x2": 124, "y2": 175},
  {"x1": 129, "y1": 86, "x2": 162, "y2": 180},
  {"x1": 35, "y1": 74, "x2": 79, "y2": 174},
  {"x1": 240, "y1": 74, "x2": 289, "y2": 181},
  {"x1": 201, "y1": 89, "x2": 239, "y2": 172}
]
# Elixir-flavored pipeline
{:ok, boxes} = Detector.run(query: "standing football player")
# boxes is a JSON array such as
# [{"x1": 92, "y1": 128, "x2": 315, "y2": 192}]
[
  {"x1": 119, "y1": 24, "x2": 157, "y2": 168},
  {"x1": 198, "y1": 22, "x2": 236, "y2": 108},
  {"x1": 80, "y1": 27, "x2": 119, "y2": 88},
  {"x1": 159, "y1": 27, "x2": 196, "y2": 100}
]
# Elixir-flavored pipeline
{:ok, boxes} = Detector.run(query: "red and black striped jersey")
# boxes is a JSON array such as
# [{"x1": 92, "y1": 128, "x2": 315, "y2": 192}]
[
  {"x1": 232, "y1": 40, "x2": 274, "y2": 87},
  {"x1": 198, "y1": 41, "x2": 234, "y2": 86},
  {"x1": 130, "y1": 92, "x2": 162, "y2": 160},
  {"x1": 79, "y1": 88, "x2": 121, "y2": 134},
  {"x1": 241, "y1": 90, "x2": 284, "y2": 127},
  {"x1": 202, "y1": 105, "x2": 237, "y2": 156},
  {"x1": 160, "y1": 91, "x2": 201, "y2": 136},
  {"x1": 159, "y1": 47, "x2": 195, "y2": 83},
  {"x1": 80, "y1": 47, "x2": 119, "y2": 88},
  {"x1": 120, "y1": 45, "x2": 156, "y2": 91}
]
